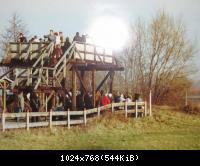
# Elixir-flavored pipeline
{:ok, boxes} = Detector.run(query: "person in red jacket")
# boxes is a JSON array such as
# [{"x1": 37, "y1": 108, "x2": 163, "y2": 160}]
[{"x1": 100, "y1": 90, "x2": 110, "y2": 106}]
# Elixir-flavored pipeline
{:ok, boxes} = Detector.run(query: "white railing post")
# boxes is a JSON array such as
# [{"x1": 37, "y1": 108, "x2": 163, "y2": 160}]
[
  {"x1": 26, "y1": 111, "x2": 29, "y2": 131},
  {"x1": 84, "y1": 108, "x2": 87, "y2": 126},
  {"x1": 68, "y1": 109, "x2": 70, "y2": 129},
  {"x1": 2, "y1": 112, "x2": 5, "y2": 132},
  {"x1": 125, "y1": 101, "x2": 127, "y2": 118},
  {"x1": 144, "y1": 101, "x2": 147, "y2": 117},
  {"x1": 97, "y1": 107, "x2": 100, "y2": 117},
  {"x1": 149, "y1": 90, "x2": 152, "y2": 116},
  {"x1": 135, "y1": 100, "x2": 138, "y2": 118},
  {"x1": 111, "y1": 102, "x2": 114, "y2": 113},
  {"x1": 49, "y1": 109, "x2": 52, "y2": 129}
]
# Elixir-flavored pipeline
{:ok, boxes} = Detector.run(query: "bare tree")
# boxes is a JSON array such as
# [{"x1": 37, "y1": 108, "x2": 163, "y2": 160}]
[
  {"x1": 0, "y1": 12, "x2": 28, "y2": 58},
  {"x1": 120, "y1": 11, "x2": 196, "y2": 104},
  {"x1": 0, "y1": 12, "x2": 28, "y2": 75}
]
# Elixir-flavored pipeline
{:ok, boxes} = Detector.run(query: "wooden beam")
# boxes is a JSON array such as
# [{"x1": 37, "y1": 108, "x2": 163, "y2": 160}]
[
  {"x1": 80, "y1": 70, "x2": 85, "y2": 95},
  {"x1": 96, "y1": 71, "x2": 112, "y2": 92},
  {"x1": 0, "y1": 67, "x2": 15, "y2": 79},
  {"x1": 74, "y1": 68, "x2": 87, "y2": 94},
  {"x1": 109, "y1": 71, "x2": 114, "y2": 94},
  {"x1": 3, "y1": 80, "x2": 6, "y2": 113},
  {"x1": 92, "y1": 69, "x2": 96, "y2": 107},
  {"x1": 39, "y1": 90, "x2": 54, "y2": 112},
  {"x1": 72, "y1": 66, "x2": 76, "y2": 111}
]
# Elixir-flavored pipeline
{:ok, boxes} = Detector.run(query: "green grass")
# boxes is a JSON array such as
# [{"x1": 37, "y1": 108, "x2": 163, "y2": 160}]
[{"x1": 0, "y1": 105, "x2": 200, "y2": 150}]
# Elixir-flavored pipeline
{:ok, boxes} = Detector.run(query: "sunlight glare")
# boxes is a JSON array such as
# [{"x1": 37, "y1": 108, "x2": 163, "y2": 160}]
[{"x1": 88, "y1": 16, "x2": 129, "y2": 50}]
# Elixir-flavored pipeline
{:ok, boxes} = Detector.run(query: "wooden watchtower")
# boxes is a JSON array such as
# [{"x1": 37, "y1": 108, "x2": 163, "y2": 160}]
[{"x1": 0, "y1": 41, "x2": 124, "y2": 111}]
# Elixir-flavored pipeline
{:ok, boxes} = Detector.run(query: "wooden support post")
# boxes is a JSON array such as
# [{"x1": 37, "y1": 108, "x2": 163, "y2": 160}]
[
  {"x1": 75, "y1": 69, "x2": 87, "y2": 94},
  {"x1": 45, "y1": 95, "x2": 48, "y2": 112},
  {"x1": 15, "y1": 72, "x2": 19, "y2": 86},
  {"x1": 72, "y1": 66, "x2": 76, "y2": 111},
  {"x1": 97, "y1": 107, "x2": 100, "y2": 117},
  {"x1": 53, "y1": 70, "x2": 56, "y2": 87},
  {"x1": 2, "y1": 112, "x2": 5, "y2": 132},
  {"x1": 49, "y1": 109, "x2": 52, "y2": 129},
  {"x1": 125, "y1": 101, "x2": 127, "y2": 118},
  {"x1": 111, "y1": 102, "x2": 114, "y2": 113},
  {"x1": 30, "y1": 43, "x2": 33, "y2": 60},
  {"x1": 30, "y1": 68, "x2": 32, "y2": 85},
  {"x1": 135, "y1": 100, "x2": 138, "y2": 118},
  {"x1": 46, "y1": 69, "x2": 49, "y2": 85},
  {"x1": 26, "y1": 111, "x2": 30, "y2": 131},
  {"x1": 92, "y1": 69, "x2": 96, "y2": 108},
  {"x1": 84, "y1": 108, "x2": 87, "y2": 126},
  {"x1": 109, "y1": 71, "x2": 114, "y2": 94},
  {"x1": 63, "y1": 57, "x2": 67, "y2": 89},
  {"x1": 68, "y1": 109, "x2": 70, "y2": 129},
  {"x1": 80, "y1": 70, "x2": 85, "y2": 96},
  {"x1": 185, "y1": 89, "x2": 188, "y2": 106},
  {"x1": 19, "y1": 43, "x2": 22, "y2": 59},
  {"x1": 52, "y1": 91, "x2": 56, "y2": 109},
  {"x1": 3, "y1": 81, "x2": 6, "y2": 113},
  {"x1": 27, "y1": 68, "x2": 30, "y2": 86},
  {"x1": 144, "y1": 101, "x2": 147, "y2": 117},
  {"x1": 42, "y1": 92, "x2": 45, "y2": 110},
  {"x1": 149, "y1": 90, "x2": 152, "y2": 116}
]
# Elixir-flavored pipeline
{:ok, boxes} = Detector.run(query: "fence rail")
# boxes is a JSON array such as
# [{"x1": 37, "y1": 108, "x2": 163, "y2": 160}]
[{"x1": 0, "y1": 101, "x2": 151, "y2": 132}]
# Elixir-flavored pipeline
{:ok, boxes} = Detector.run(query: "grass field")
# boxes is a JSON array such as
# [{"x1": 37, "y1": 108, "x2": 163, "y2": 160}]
[{"x1": 0, "y1": 106, "x2": 200, "y2": 150}]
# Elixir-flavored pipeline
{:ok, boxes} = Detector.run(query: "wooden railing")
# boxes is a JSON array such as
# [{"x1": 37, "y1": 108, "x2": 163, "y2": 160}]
[
  {"x1": 0, "y1": 101, "x2": 151, "y2": 132},
  {"x1": 74, "y1": 42, "x2": 115, "y2": 64}
]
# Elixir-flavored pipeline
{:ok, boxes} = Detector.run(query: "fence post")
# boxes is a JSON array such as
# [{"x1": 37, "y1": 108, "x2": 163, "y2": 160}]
[
  {"x1": 125, "y1": 101, "x2": 127, "y2": 118},
  {"x1": 2, "y1": 112, "x2": 5, "y2": 132},
  {"x1": 84, "y1": 108, "x2": 87, "y2": 126},
  {"x1": 144, "y1": 101, "x2": 147, "y2": 117},
  {"x1": 68, "y1": 109, "x2": 70, "y2": 129},
  {"x1": 97, "y1": 107, "x2": 100, "y2": 117},
  {"x1": 49, "y1": 109, "x2": 52, "y2": 129},
  {"x1": 149, "y1": 90, "x2": 152, "y2": 116},
  {"x1": 135, "y1": 100, "x2": 138, "y2": 118},
  {"x1": 111, "y1": 102, "x2": 114, "y2": 113},
  {"x1": 26, "y1": 111, "x2": 29, "y2": 131}
]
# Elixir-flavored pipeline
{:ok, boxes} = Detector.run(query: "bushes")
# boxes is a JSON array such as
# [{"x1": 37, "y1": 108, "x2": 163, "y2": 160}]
[{"x1": 183, "y1": 104, "x2": 200, "y2": 114}]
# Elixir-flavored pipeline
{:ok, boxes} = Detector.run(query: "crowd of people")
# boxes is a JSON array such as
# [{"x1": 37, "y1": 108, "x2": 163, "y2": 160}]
[
  {"x1": 17, "y1": 30, "x2": 86, "y2": 46},
  {"x1": 53, "y1": 89, "x2": 142, "y2": 112},
  {"x1": 0, "y1": 87, "x2": 143, "y2": 122},
  {"x1": 4, "y1": 90, "x2": 40, "y2": 122},
  {"x1": 16, "y1": 30, "x2": 87, "y2": 66}
]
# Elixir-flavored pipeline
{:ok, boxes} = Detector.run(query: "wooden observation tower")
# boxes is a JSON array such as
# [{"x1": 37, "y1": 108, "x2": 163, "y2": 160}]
[{"x1": 0, "y1": 41, "x2": 124, "y2": 112}]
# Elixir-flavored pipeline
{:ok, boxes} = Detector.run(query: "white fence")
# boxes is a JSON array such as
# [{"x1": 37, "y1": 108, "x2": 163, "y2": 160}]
[{"x1": 0, "y1": 101, "x2": 151, "y2": 132}]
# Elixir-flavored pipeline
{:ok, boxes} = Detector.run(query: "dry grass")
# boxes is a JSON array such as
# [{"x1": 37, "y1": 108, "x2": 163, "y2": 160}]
[{"x1": 0, "y1": 106, "x2": 200, "y2": 150}]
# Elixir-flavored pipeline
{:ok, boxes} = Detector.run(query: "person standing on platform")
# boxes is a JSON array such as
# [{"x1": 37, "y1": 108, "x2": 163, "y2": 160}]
[{"x1": 73, "y1": 32, "x2": 82, "y2": 42}]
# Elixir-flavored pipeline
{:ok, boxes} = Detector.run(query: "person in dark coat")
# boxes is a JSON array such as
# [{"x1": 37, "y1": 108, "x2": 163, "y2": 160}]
[
  {"x1": 62, "y1": 37, "x2": 71, "y2": 54},
  {"x1": 73, "y1": 32, "x2": 82, "y2": 42},
  {"x1": 17, "y1": 33, "x2": 27, "y2": 42},
  {"x1": 30, "y1": 92, "x2": 40, "y2": 122},
  {"x1": 76, "y1": 92, "x2": 84, "y2": 110},
  {"x1": 84, "y1": 92, "x2": 93, "y2": 109}
]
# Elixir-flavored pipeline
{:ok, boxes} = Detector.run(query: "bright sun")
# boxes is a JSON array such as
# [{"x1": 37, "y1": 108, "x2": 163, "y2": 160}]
[{"x1": 88, "y1": 16, "x2": 129, "y2": 50}]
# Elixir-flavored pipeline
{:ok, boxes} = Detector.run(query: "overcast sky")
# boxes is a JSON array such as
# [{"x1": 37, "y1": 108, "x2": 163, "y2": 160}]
[{"x1": 0, "y1": 0, "x2": 199, "y2": 77}]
